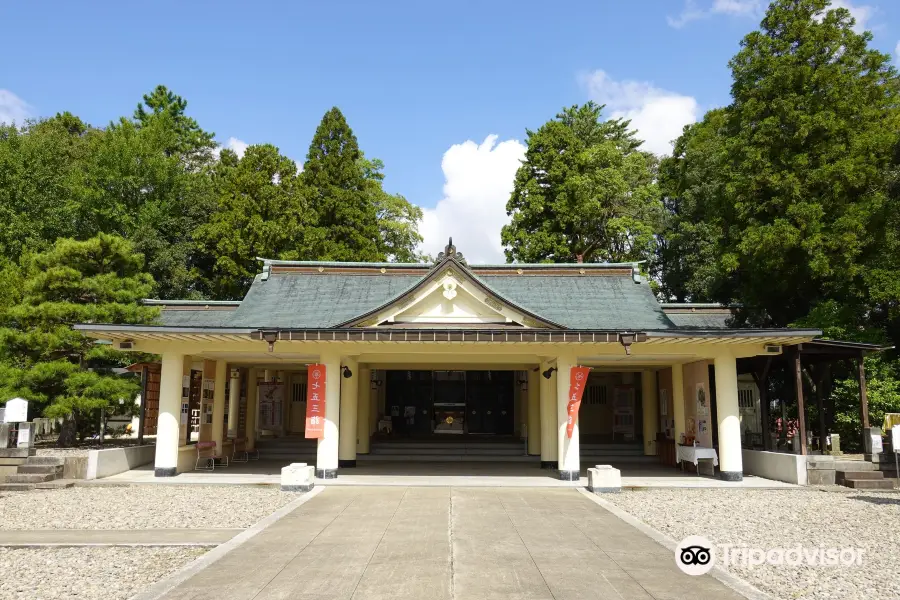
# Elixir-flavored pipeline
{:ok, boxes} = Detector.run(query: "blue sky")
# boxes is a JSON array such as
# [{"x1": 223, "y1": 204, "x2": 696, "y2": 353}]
[{"x1": 2, "y1": 0, "x2": 898, "y2": 262}]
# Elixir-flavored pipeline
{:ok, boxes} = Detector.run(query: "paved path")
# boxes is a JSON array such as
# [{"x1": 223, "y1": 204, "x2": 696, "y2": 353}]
[
  {"x1": 0, "y1": 528, "x2": 241, "y2": 546},
  {"x1": 157, "y1": 487, "x2": 746, "y2": 600}
]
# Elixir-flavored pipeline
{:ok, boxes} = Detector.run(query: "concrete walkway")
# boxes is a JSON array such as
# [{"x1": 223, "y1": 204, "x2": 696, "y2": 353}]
[
  {"x1": 0, "y1": 528, "x2": 241, "y2": 546},
  {"x1": 156, "y1": 487, "x2": 747, "y2": 600}
]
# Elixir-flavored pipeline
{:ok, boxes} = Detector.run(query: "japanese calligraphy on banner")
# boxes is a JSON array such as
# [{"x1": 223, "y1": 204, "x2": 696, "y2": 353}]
[
  {"x1": 305, "y1": 364, "x2": 326, "y2": 439},
  {"x1": 566, "y1": 366, "x2": 592, "y2": 439}
]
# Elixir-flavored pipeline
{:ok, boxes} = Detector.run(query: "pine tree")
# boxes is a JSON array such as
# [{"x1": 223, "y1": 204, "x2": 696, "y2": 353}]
[{"x1": 302, "y1": 108, "x2": 383, "y2": 261}]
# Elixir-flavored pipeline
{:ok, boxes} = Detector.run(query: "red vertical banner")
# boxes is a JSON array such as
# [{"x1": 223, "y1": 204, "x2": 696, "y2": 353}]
[
  {"x1": 305, "y1": 364, "x2": 326, "y2": 439},
  {"x1": 566, "y1": 366, "x2": 591, "y2": 439}
]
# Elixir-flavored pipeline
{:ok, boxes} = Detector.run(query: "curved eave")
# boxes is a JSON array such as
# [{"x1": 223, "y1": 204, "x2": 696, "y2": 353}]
[{"x1": 334, "y1": 256, "x2": 565, "y2": 329}]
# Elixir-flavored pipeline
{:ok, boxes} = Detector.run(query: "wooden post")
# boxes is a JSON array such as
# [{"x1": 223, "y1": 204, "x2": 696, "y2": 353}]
[
  {"x1": 857, "y1": 353, "x2": 869, "y2": 450},
  {"x1": 793, "y1": 347, "x2": 808, "y2": 455},
  {"x1": 751, "y1": 357, "x2": 772, "y2": 451},
  {"x1": 814, "y1": 366, "x2": 827, "y2": 453},
  {"x1": 138, "y1": 365, "x2": 149, "y2": 446}
]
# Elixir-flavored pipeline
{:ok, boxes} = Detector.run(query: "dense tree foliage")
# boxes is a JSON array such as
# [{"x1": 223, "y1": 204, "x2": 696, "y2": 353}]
[
  {"x1": 0, "y1": 235, "x2": 157, "y2": 443},
  {"x1": 502, "y1": 102, "x2": 661, "y2": 264}
]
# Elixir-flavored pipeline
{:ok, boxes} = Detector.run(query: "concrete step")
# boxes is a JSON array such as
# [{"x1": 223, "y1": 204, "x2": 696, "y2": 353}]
[
  {"x1": 35, "y1": 480, "x2": 75, "y2": 490},
  {"x1": 25, "y1": 456, "x2": 65, "y2": 466},
  {"x1": 836, "y1": 471, "x2": 885, "y2": 484},
  {"x1": 0, "y1": 448, "x2": 36, "y2": 459},
  {"x1": 5, "y1": 473, "x2": 56, "y2": 484},
  {"x1": 832, "y1": 460, "x2": 877, "y2": 471},
  {"x1": 18, "y1": 464, "x2": 63, "y2": 475},
  {"x1": 0, "y1": 483, "x2": 35, "y2": 491},
  {"x1": 842, "y1": 478, "x2": 895, "y2": 490}
]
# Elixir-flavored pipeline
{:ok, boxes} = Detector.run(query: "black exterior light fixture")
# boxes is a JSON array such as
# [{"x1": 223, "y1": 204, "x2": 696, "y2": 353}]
[
  {"x1": 542, "y1": 366, "x2": 557, "y2": 379},
  {"x1": 342, "y1": 365, "x2": 353, "y2": 379},
  {"x1": 261, "y1": 329, "x2": 279, "y2": 352},
  {"x1": 619, "y1": 332, "x2": 636, "y2": 355}
]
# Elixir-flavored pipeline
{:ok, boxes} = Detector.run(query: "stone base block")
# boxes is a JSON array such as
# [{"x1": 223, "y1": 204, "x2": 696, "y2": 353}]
[
  {"x1": 154, "y1": 467, "x2": 177, "y2": 477},
  {"x1": 588, "y1": 465, "x2": 621, "y2": 493},
  {"x1": 719, "y1": 470, "x2": 743, "y2": 481},
  {"x1": 558, "y1": 470, "x2": 579, "y2": 481},
  {"x1": 281, "y1": 463, "x2": 315, "y2": 492},
  {"x1": 315, "y1": 468, "x2": 338, "y2": 479}
]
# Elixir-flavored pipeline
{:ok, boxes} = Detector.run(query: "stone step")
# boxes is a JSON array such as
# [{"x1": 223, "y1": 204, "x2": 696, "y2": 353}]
[
  {"x1": 5, "y1": 473, "x2": 56, "y2": 484},
  {"x1": 0, "y1": 483, "x2": 35, "y2": 491},
  {"x1": 832, "y1": 460, "x2": 876, "y2": 471},
  {"x1": 842, "y1": 478, "x2": 895, "y2": 490},
  {"x1": 837, "y1": 470, "x2": 885, "y2": 481},
  {"x1": 0, "y1": 448, "x2": 36, "y2": 459},
  {"x1": 25, "y1": 456, "x2": 65, "y2": 466},
  {"x1": 35, "y1": 480, "x2": 75, "y2": 490},
  {"x1": 18, "y1": 464, "x2": 63, "y2": 475}
]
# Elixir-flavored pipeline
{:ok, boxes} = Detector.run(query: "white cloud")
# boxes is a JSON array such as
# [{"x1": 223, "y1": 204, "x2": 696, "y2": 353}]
[
  {"x1": 667, "y1": 0, "x2": 762, "y2": 28},
  {"x1": 0, "y1": 90, "x2": 33, "y2": 126},
  {"x1": 895, "y1": 41, "x2": 900, "y2": 64},
  {"x1": 581, "y1": 70, "x2": 699, "y2": 156},
  {"x1": 668, "y1": 0, "x2": 874, "y2": 32},
  {"x1": 418, "y1": 135, "x2": 525, "y2": 264},
  {"x1": 224, "y1": 136, "x2": 249, "y2": 158}
]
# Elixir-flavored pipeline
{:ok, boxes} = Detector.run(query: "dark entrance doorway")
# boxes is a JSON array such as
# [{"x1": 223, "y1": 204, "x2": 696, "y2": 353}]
[{"x1": 385, "y1": 370, "x2": 515, "y2": 436}]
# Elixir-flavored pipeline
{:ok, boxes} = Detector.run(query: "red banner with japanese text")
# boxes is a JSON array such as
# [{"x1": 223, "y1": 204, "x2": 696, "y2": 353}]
[
  {"x1": 305, "y1": 364, "x2": 326, "y2": 439},
  {"x1": 566, "y1": 366, "x2": 591, "y2": 439}
]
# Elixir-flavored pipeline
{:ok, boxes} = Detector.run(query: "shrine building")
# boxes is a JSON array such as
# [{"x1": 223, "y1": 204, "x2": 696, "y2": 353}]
[{"x1": 75, "y1": 240, "x2": 825, "y2": 481}]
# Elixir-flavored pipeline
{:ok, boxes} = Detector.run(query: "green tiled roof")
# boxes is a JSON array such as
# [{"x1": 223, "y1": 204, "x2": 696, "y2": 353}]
[
  {"x1": 157, "y1": 309, "x2": 238, "y2": 327},
  {"x1": 665, "y1": 312, "x2": 733, "y2": 329},
  {"x1": 227, "y1": 273, "x2": 424, "y2": 328}
]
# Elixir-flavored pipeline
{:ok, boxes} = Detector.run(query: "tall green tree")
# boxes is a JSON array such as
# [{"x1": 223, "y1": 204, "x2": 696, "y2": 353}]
[
  {"x1": 0, "y1": 234, "x2": 157, "y2": 444},
  {"x1": 134, "y1": 85, "x2": 217, "y2": 168},
  {"x1": 502, "y1": 102, "x2": 661, "y2": 264},
  {"x1": 195, "y1": 144, "x2": 317, "y2": 299},
  {"x1": 359, "y1": 156, "x2": 424, "y2": 262},
  {"x1": 301, "y1": 107, "x2": 383, "y2": 261}
]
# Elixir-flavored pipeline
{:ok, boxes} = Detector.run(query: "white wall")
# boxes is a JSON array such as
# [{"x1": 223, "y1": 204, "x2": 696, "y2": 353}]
[
  {"x1": 741, "y1": 449, "x2": 807, "y2": 485},
  {"x1": 86, "y1": 445, "x2": 155, "y2": 480}
]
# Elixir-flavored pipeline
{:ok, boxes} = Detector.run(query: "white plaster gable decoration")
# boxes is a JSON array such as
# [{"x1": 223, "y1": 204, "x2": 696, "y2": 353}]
[{"x1": 442, "y1": 280, "x2": 458, "y2": 300}]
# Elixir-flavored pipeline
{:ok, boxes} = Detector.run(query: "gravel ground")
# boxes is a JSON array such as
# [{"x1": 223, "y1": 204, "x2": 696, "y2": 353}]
[
  {"x1": 0, "y1": 485, "x2": 295, "y2": 530},
  {"x1": 0, "y1": 546, "x2": 205, "y2": 600},
  {"x1": 602, "y1": 488, "x2": 900, "y2": 600}
]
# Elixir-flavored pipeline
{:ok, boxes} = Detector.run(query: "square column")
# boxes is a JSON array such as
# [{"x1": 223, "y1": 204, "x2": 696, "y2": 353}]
[
  {"x1": 154, "y1": 352, "x2": 184, "y2": 477},
  {"x1": 226, "y1": 367, "x2": 240, "y2": 436},
  {"x1": 555, "y1": 355, "x2": 579, "y2": 481},
  {"x1": 316, "y1": 353, "x2": 341, "y2": 479},
  {"x1": 338, "y1": 357, "x2": 359, "y2": 468},
  {"x1": 713, "y1": 353, "x2": 743, "y2": 481},
  {"x1": 526, "y1": 368, "x2": 541, "y2": 456},
  {"x1": 357, "y1": 366, "x2": 372, "y2": 455},
  {"x1": 211, "y1": 360, "x2": 227, "y2": 452},
  {"x1": 539, "y1": 361, "x2": 558, "y2": 469},
  {"x1": 641, "y1": 370, "x2": 659, "y2": 456},
  {"x1": 671, "y1": 363, "x2": 686, "y2": 443},
  {"x1": 246, "y1": 368, "x2": 258, "y2": 450}
]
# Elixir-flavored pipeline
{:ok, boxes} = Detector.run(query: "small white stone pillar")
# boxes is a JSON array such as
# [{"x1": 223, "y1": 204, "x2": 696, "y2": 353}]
[
  {"x1": 226, "y1": 367, "x2": 240, "y2": 437},
  {"x1": 527, "y1": 368, "x2": 541, "y2": 456},
  {"x1": 588, "y1": 465, "x2": 621, "y2": 493},
  {"x1": 338, "y1": 357, "x2": 358, "y2": 468},
  {"x1": 16, "y1": 423, "x2": 33, "y2": 448},
  {"x1": 714, "y1": 353, "x2": 743, "y2": 481},
  {"x1": 211, "y1": 360, "x2": 227, "y2": 453},
  {"x1": 356, "y1": 367, "x2": 372, "y2": 455},
  {"x1": 281, "y1": 462, "x2": 315, "y2": 492},
  {"x1": 556, "y1": 355, "x2": 580, "y2": 481},
  {"x1": 155, "y1": 352, "x2": 185, "y2": 477},
  {"x1": 316, "y1": 353, "x2": 341, "y2": 479},
  {"x1": 539, "y1": 360, "x2": 558, "y2": 469}
]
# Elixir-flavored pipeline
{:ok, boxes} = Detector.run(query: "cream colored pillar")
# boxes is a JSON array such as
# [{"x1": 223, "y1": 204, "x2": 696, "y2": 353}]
[
  {"x1": 357, "y1": 366, "x2": 371, "y2": 454},
  {"x1": 526, "y1": 368, "x2": 541, "y2": 455},
  {"x1": 155, "y1": 352, "x2": 184, "y2": 477},
  {"x1": 539, "y1": 361, "x2": 558, "y2": 468},
  {"x1": 714, "y1": 353, "x2": 743, "y2": 481},
  {"x1": 316, "y1": 353, "x2": 341, "y2": 478},
  {"x1": 246, "y1": 368, "x2": 258, "y2": 450},
  {"x1": 211, "y1": 360, "x2": 227, "y2": 453},
  {"x1": 555, "y1": 355, "x2": 579, "y2": 480},
  {"x1": 338, "y1": 357, "x2": 359, "y2": 467},
  {"x1": 641, "y1": 370, "x2": 659, "y2": 456},
  {"x1": 226, "y1": 367, "x2": 240, "y2": 437},
  {"x1": 672, "y1": 363, "x2": 686, "y2": 443}
]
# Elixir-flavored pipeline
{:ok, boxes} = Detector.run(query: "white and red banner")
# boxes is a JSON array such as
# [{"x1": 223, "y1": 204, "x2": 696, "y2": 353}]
[
  {"x1": 305, "y1": 364, "x2": 326, "y2": 439},
  {"x1": 566, "y1": 366, "x2": 592, "y2": 439}
]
